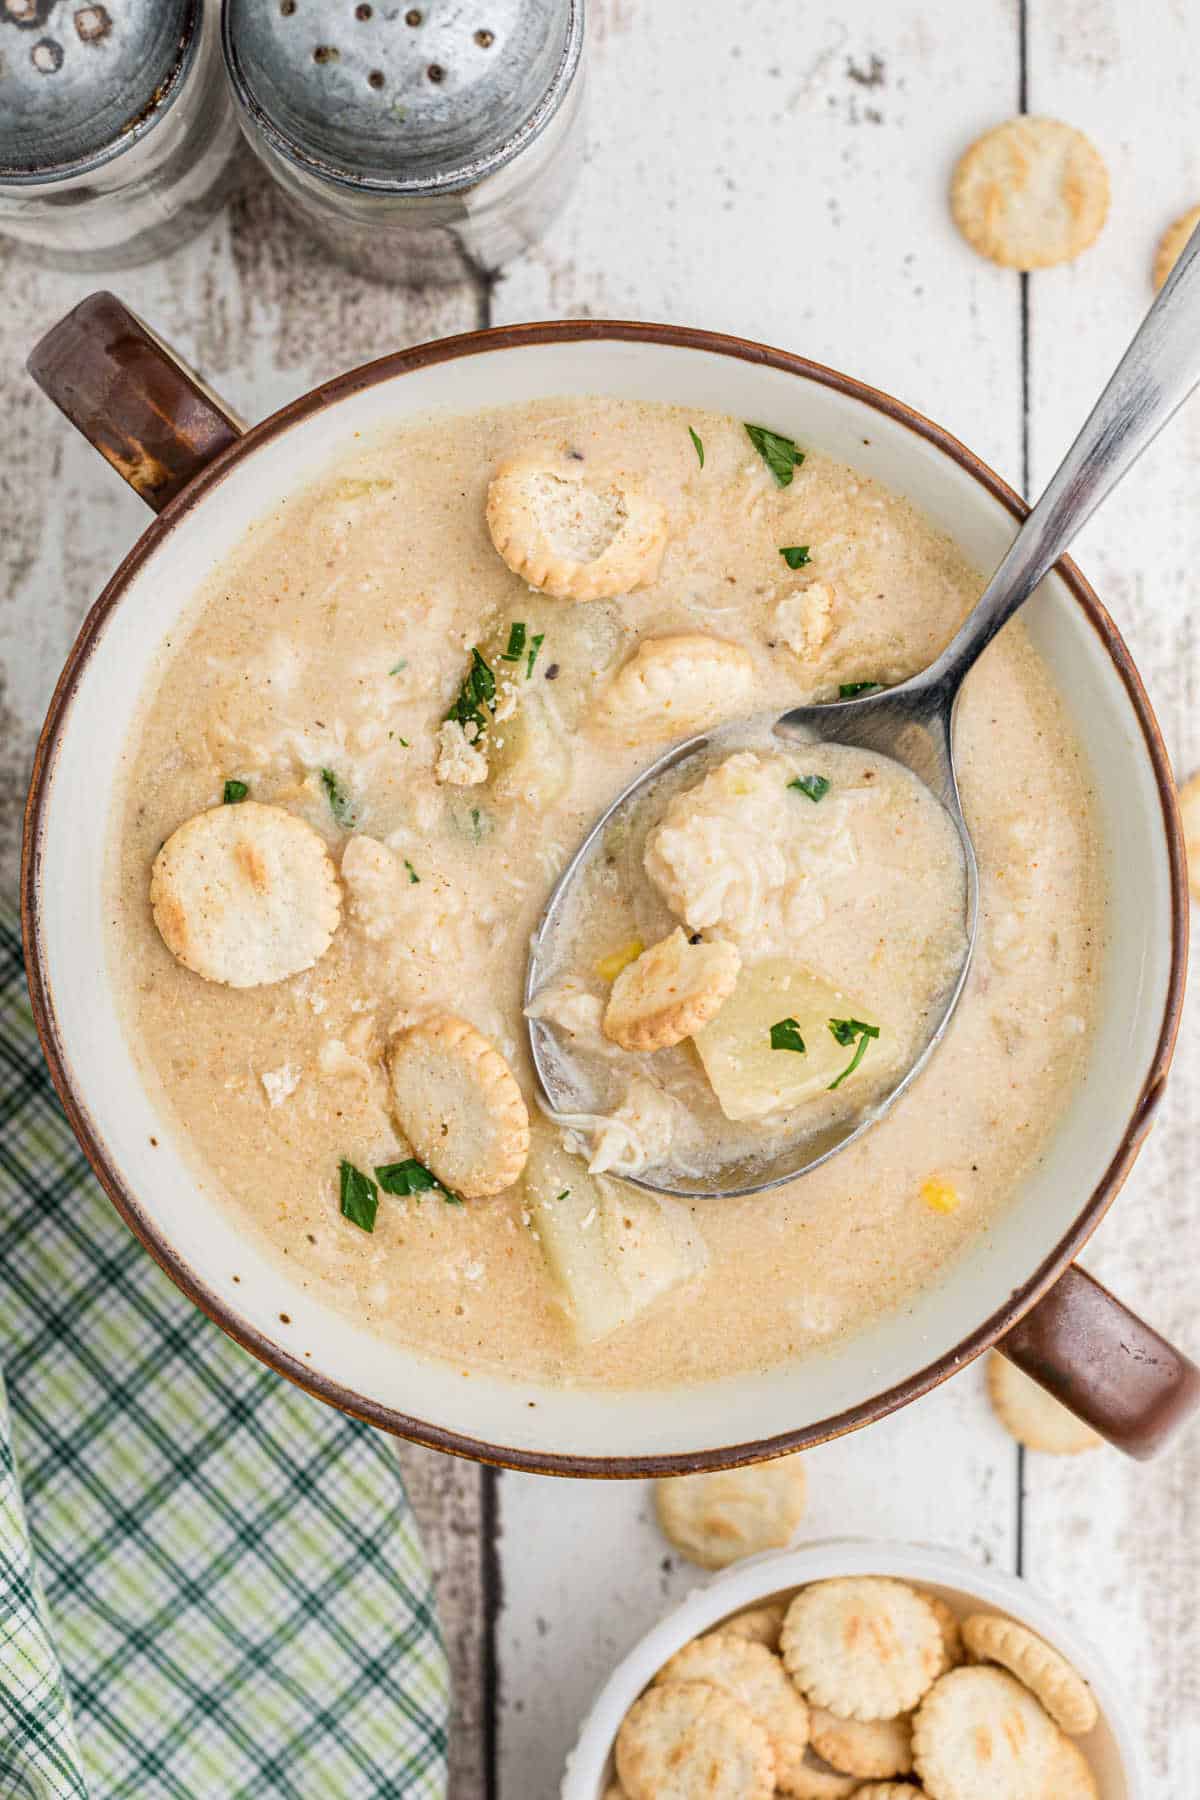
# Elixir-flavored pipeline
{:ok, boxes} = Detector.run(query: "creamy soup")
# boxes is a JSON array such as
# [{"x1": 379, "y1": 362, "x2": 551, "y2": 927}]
[{"x1": 108, "y1": 397, "x2": 1103, "y2": 1389}]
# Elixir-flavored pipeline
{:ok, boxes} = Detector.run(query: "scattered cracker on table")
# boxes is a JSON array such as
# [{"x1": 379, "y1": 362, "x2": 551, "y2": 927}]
[
  {"x1": 781, "y1": 1578, "x2": 944, "y2": 1723},
  {"x1": 985, "y1": 1353, "x2": 1102, "y2": 1454},
  {"x1": 615, "y1": 1681, "x2": 775, "y2": 1800},
  {"x1": 961, "y1": 1613, "x2": 1098, "y2": 1736},
  {"x1": 950, "y1": 116, "x2": 1109, "y2": 270},
  {"x1": 604, "y1": 928, "x2": 741, "y2": 1051},
  {"x1": 1177, "y1": 770, "x2": 1200, "y2": 900},
  {"x1": 721, "y1": 1600, "x2": 787, "y2": 1651},
  {"x1": 386, "y1": 1014, "x2": 530, "y2": 1198},
  {"x1": 150, "y1": 802, "x2": 341, "y2": 988},
  {"x1": 808, "y1": 1704, "x2": 913, "y2": 1779},
  {"x1": 655, "y1": 1632, "x2": 810, "y2": 1792},
  {"x1": 1154, "y1": 205, "x2": 1200, "y2": 290},
  {"x1": 486, "y1": 456, "x2": 668, "y2": 601},
  {"x1": 655, "y1": 1451, "x2": 808, "y2": 1569},
  {"x1": 912, "y1": 1665, "x2": 1097, "y2": 1800}
]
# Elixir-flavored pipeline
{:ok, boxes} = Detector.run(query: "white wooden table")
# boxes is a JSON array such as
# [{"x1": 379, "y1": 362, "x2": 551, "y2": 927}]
[{"x1": 2, "y1": 3, "x2": 1198, "y2": 1794}]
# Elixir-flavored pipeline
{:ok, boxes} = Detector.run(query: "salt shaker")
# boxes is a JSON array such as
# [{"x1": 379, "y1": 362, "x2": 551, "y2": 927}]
[
  {"x1": 221, "y1": 0, "x2": 585, "y2": 286},
  {"x1": 0, "y1": 0, "x2": 240, "y2": 269}
]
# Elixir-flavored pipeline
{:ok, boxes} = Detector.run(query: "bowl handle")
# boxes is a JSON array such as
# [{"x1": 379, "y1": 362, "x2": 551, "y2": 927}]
[
  {"x1": 998, "y1": 1263, "x2": 1200, "y2": 1459},
  {"x1": 27, "y1": 291, "x2": 243, "y2": 511}
]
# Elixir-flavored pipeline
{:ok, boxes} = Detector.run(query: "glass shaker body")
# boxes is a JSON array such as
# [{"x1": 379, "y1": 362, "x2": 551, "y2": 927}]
[
  {"x1": 0, "y1": 0, "x2": 241, "y2": 270},
  {"x1": 222, "y1": 0, "x2": 585, "y2": 286}
]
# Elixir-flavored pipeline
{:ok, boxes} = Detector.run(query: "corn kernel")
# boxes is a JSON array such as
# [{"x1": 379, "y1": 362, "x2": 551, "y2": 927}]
[
  {"x1": 596, "y1": 939, "x2": 644, "y2": 983},
  {"x1": 921, "y1": 1177, "x2": 959, "y2": 1215}
]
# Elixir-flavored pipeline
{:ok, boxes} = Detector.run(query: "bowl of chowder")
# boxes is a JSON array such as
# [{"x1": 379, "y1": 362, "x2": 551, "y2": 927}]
[{"x1": 22, "y1": 295, "x2": 1196, "y2": 1473}]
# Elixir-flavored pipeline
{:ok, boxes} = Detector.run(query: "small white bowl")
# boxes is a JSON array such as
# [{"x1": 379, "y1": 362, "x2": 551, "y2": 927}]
[{"x1": 562, "y1": 1538, "x2": 1144, "y2": 1799}]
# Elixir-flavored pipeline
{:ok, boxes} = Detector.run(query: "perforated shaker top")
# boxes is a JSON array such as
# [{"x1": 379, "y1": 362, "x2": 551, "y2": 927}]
[
  {"x1": 0, "y1": 0, "x2": 198, "y2": 182},
  {"x1": 223, "y1": 0, "x2": 582, "y2": 194}
]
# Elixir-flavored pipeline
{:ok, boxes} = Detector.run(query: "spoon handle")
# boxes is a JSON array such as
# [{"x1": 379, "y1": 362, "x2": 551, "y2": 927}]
[{"x1": 929, "y1": 220, "x2": 1200, "y2": 691}]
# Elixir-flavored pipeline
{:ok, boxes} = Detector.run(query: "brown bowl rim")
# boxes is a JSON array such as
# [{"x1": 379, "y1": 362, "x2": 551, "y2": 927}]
[{"x1": 20, "y1": 318, "x2": 1189, "y2": 1477}]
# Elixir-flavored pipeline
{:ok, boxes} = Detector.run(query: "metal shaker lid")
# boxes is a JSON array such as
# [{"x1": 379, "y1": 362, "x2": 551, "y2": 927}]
[
  {"x1": 0, "y1": 0, "x2": 199, "y2": 183},
  {"x1": 223, "y1": 0, "x2": 583, "y2": 195}
]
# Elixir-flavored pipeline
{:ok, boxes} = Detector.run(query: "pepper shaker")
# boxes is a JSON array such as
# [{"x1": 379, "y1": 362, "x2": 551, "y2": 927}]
[
  {"x1": 221, "y1": 0, "x2": 585, "y2": 286},
  {"x1": 0, "y1": 0, "x2": 241, "y2": 269}
]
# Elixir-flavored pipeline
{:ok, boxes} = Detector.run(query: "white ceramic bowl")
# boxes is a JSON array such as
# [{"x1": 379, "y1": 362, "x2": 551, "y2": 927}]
[
  {"x1": 22, "y1": 305, "x2": 1190, "y2": 1472},
  {"x1": 563, "y1": 1537, "x2": 1145, "y2": 1799}
]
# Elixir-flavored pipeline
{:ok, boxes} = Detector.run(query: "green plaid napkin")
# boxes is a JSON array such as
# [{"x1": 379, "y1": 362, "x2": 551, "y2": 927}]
[{"x1": 0, "y1": 910, "x2": 450, "y2": 1799}]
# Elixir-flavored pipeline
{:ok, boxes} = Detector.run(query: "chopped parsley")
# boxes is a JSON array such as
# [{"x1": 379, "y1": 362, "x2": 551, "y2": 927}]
[
  {"x1": 446, "y1": 646, "x2": 497, "y2": 734},
  {"x1": 526, "y1": 632, "x2": 545, "y2": 679},
  {"x1": 745, "y1": 423, "x2": 805, "y2": 487},
  {"x1": 769, "y1": 1017, "x2": 807, "y2": 1054},
  {"x1": 320, "y1": 767, "x2": 355, "y2": 827},
  {"x1": 827, "y1": 1017, "x2": 880, "y2": 1089},
  {"x1": 779, "y1": 545, "x2": 810, "y2": 569},
  {"x1": 339, "y1": 1159, "x2": 379, "y2": 1232},
  {"x1": 788, "y1": 774, "x2": 830, "y2": 803},
  {"x1": 839, "y1": 680, "x2": 881, "y2": 698},
  {"x1": 396, "y1": 736, "x2": 410, "y2": 747},
  {"x1": 389, "y1": 659, "x2": 408, "y2": 674},
  {"x1": 555, "y1": 1188, "x2": 571, "y2": 1202},
  {"x1": 404, "y1": 859, "x2": 420, "y2": 884},
  {"x1": 500, "y1": 621, "x2": 527, "y2": 662},
  {"x1": 688, "y1": 425, "x2": 705, "y2": 467},
  {"x1": 222, "y1": 779, "x2": 248, "y2": 805},
  {"x1": 375, "y1": 1158, "x2": 463, "y2": 1204}
]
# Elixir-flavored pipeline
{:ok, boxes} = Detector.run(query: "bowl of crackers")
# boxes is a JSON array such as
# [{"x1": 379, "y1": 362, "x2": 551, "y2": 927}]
[{"x1": 563, "y1": 1538, "x2": 1143, "y2": 1800}]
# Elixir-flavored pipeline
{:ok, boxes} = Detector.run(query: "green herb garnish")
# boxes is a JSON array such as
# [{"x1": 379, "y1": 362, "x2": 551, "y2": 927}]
[
  {"x1": 779, "y1": 545, "x2": 810, "y2": 569},
  {"x1": 320, "y1": 768, "x2": 355, "y2": 826},
  {"x1": 688, "y1": 426, "x2": 705, "y2": 468},
  {"x1": 526, "y1": 632, "x2": 545, "y2": 679},
  {"x1": 769, "y1": 1017, "x2": 807, "y2": 1054},
  {"x1": 375, "y1": 1159, "x2": 463, "y2": 1204},
  {"x1": 222, "y1": 779, "x2": 248, "y2": 805},
  {"x1": 501, "y1": 621, "x2": 527, "y2": 662},
  {"x1": 404, "y1": 859, "x2": 420, "y2": 884},
  {"x1": 745, "y1": 423, "x2": 805, "y2": 487},
  {"x1": 827, "y1": 1018, "x2": 880, "y2": 1089},
  {"x1": 339, "y1": 1159, "x2": 379, "y2": 1232},
  {"x1": 839, "y1": 681, "x2": 881, "y2": 698},
  {"x1": 446, "y1": 647, "x2": 497, "y2": 734},
  {"x1": 389, "y1": 659, "x2": 408, "y2": 674},
  {"x1": 788, "y1": 774, "x2": 830, "y2": 803},
  {"x1": 555, "y1": 1188, "x2": 571, "y2": 1202}
]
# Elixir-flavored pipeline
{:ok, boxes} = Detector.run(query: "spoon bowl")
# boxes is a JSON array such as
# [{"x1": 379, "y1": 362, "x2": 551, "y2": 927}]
[
  {"x1": 525, "y1": 682, "x2": 978, "y2": 1198},
  {"x1": 527, "y1": 217, "x2": 1200, "y2": 1199}
]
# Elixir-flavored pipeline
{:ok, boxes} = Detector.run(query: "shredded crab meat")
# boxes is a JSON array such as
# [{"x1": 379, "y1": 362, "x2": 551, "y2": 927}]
[{"x1": 539, "y1": 1075, "x2": 681, "y2": 1177}]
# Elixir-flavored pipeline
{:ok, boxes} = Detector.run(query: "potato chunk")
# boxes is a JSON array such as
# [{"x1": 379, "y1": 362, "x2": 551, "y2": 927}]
[
  {"x1": 525, "y1": 1133, "x2": 705, "y2": 1343},
  {"x1": 692, "y1": 958, "x2": 881, "y2": 1121}
]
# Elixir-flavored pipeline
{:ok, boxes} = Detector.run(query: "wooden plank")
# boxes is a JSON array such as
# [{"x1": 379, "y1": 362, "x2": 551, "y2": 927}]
[
  {"x1": 1018, "y1": 6, "x2": 1200, "y2": 1791},
  {"x1": 492, "y1": 2, "x2": 1026, "y2": 1792}
]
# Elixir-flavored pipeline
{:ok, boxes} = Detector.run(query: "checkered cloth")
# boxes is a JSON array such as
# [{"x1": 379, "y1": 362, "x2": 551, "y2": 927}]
[{"x1": 0, "y1": 910, "x2": 450, "y2": 1799}]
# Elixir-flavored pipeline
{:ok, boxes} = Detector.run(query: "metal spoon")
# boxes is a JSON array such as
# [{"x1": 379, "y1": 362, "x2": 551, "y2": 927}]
[{"x1": 526, "y1": 224, "x2": 1200, "y2": 1199}]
